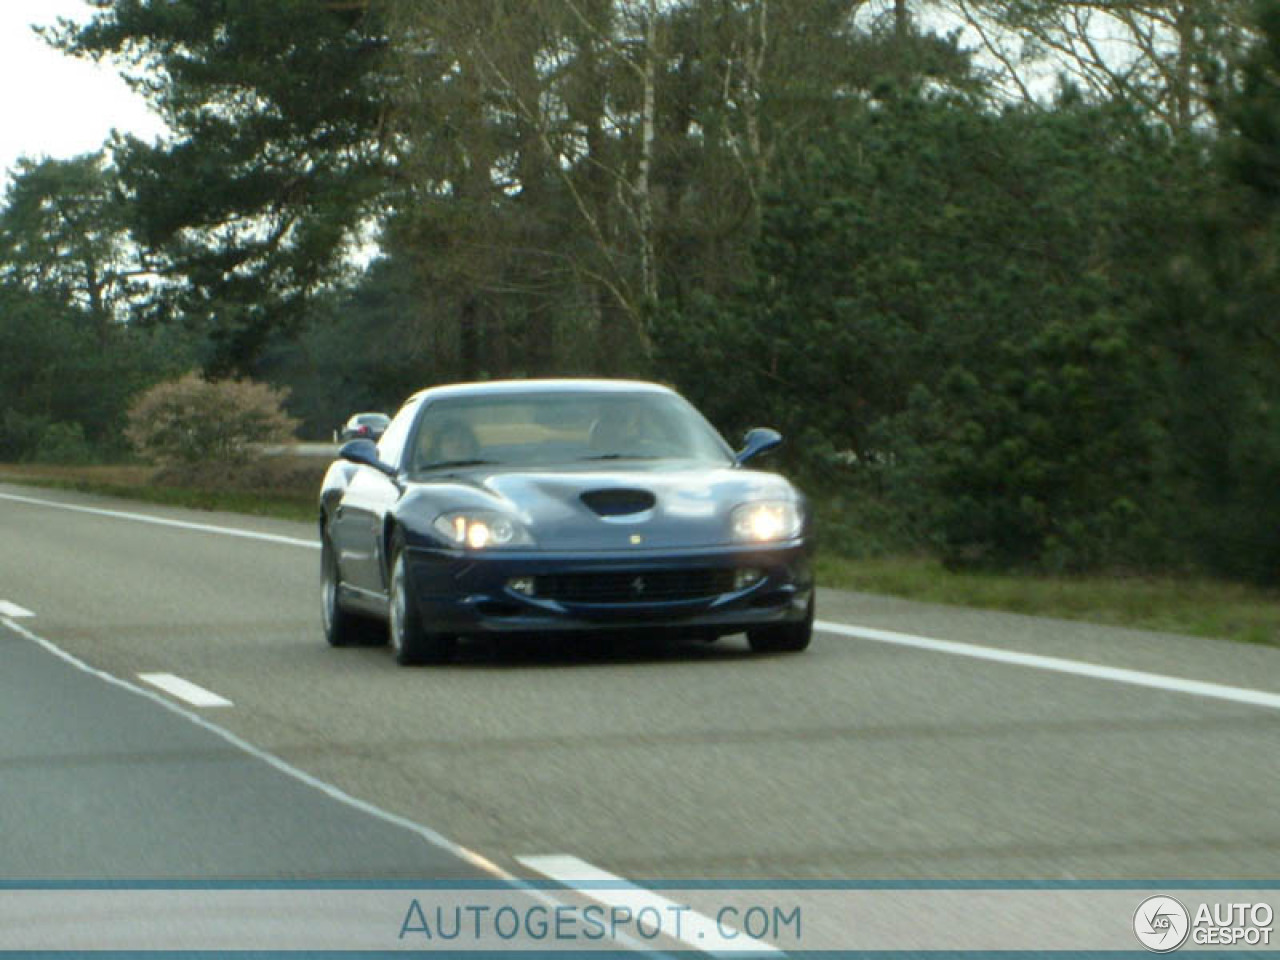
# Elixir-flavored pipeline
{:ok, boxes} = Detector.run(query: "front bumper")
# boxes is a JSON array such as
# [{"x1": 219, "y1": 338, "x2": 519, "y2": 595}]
[{"x1": 401, "y1": 541, "x2": 813, "y2": 637}]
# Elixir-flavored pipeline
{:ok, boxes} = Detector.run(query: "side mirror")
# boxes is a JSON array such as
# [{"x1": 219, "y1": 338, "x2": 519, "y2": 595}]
[
  {"x1": 339, "y1": 439, "x2": 397, "y2": 479},
  {"x1": 735, "y1": 427, "x2": 782, "y2": 466}
]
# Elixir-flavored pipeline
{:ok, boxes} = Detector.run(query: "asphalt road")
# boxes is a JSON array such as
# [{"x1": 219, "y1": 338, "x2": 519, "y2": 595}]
[
  {"x1": 2, "y1": 481, "x2": 1278, "y2": 884},
  {"x1": 0, "y1": 620, "x2": 490, "y2": 880}
]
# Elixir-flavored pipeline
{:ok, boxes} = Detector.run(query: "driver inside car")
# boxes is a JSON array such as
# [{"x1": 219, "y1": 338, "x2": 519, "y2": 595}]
[
  {"x1": 420, "y1": 419, "x2": 481, "y2": 467},
  {"x1": 588, "y1": 404, "x2": 670, "y2": 456}
]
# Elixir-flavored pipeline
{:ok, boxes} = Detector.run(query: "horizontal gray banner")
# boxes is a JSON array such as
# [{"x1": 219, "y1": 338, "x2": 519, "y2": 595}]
[{"x1": 0, "y1": 887, "x2": 1275, "y2": 952}]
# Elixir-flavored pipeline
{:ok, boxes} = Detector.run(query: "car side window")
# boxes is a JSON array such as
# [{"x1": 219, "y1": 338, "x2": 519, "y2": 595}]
[{"x1": 375, "y1": 399, "x2": 421, "y2": 470}]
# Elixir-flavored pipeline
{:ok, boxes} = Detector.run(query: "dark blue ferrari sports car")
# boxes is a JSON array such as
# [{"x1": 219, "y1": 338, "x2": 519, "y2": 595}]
[{"x1": 319, "y1": 379, "x2": 814, "y2": 664}]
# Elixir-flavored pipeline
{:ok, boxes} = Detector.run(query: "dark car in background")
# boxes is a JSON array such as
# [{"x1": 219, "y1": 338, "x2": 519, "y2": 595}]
[
  {"x1": 319, "y1": 379, "x2": 814, "y2": 664},
  {"x1": 337, "y1": 412, "x2": 390, "y2": 443}
]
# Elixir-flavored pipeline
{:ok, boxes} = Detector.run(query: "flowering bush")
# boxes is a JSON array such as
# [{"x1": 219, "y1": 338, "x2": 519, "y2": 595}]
[{"x1": 126, "y1": 372, "x2": 298, "y2": 465}]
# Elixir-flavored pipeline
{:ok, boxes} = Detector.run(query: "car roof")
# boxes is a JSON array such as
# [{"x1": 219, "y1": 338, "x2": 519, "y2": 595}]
[{"x1": 405, "y1": 378, "x2": 677, "y2": 405}]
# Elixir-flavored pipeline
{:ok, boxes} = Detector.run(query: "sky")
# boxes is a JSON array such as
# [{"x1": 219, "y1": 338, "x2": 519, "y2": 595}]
[{"x1": 0, "y1": 0, "x2": 166, "y2": 188}]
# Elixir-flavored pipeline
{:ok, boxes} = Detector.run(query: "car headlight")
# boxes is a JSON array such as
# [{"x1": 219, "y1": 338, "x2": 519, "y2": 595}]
[
  {"x1": 730, "y1": 501, "x2": 802, "y2": 542},
  {"x1": 432, "y1": 511, "x2": 534, "y2": 549}
]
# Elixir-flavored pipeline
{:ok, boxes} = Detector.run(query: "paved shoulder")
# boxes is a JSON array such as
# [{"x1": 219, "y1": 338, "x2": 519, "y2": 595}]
[{"x1": 0, "y1": 620, "x2": 488, "y2": 880}]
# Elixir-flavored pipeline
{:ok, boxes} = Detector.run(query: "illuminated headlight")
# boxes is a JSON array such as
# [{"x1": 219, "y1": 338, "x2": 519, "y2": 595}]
[
  {"x1": 730, "y1": 501, "x2": 802, "y2": 542},
  {"x1": 433, "y1": 511, "x2": 533, "y2": 549}
]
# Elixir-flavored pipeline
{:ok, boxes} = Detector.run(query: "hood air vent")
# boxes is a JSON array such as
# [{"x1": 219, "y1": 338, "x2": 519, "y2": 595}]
[{"x1": 581, "y1": 488, "x2": 656, "y2": 517}]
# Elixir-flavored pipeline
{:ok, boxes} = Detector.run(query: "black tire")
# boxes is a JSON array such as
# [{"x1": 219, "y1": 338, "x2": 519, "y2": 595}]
[
  {"x1": 747, "y1": 595, "x2": 814, "y2": 653},
  {"x1": 321, "y1": 532, "x2": 377, "y2": 647},
  {"x1": 388, "y1": 542, "x2": 456, "y2": 665}
]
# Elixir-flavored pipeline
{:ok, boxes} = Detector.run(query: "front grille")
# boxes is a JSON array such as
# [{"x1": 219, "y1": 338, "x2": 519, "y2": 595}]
[{"x1": 534, "y1": 568, "x2": 736, "y2": 604}]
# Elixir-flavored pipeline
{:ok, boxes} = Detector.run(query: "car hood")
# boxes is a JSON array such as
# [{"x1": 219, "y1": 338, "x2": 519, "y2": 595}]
[{"x1": 401, "y1": 461, "x2": 800, "y2": 551}]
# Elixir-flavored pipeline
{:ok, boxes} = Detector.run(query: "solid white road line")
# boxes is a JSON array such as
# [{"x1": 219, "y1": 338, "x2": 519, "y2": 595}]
[
  {"x1": 816, "y1": 619, "x2": 1280, "y2": 711},
  {"x1": 137, "y1": 673, "x2": 234, "y2": 708},
  {"x1": 517, "y1": 854, "x2": 782, "y2": 955},
  {"x1": 0, "y1": 491, "x2": 319, "y2": 549},
  {"x1": 0, "y1": 601, "x2": 34, "y2": 618}
]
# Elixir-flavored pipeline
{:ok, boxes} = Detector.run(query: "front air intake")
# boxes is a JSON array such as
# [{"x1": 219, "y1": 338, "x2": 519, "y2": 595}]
[{"x1": 580, "y1": 488, "x2": 656, "y2": 517}]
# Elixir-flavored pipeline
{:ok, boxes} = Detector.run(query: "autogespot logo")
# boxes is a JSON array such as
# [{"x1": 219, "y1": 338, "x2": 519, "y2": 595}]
[{"x1": 1134, "y1": 896, "x2": 1191, "y2": 952}]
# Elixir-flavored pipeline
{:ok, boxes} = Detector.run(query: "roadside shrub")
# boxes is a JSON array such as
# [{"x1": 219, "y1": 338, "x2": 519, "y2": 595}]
[
  {"x1": 881, "y1": 311, "x2": 1169, "y2": 573},
  {"x1": 0, "y1": 410, "x2": 50, "y2": 461},
  {"x1": 126, "y1": 372, "x2": 299, "y2": 465},
  {"x1": 32, "y1": 422, "x2": 94, "y2": 465}
]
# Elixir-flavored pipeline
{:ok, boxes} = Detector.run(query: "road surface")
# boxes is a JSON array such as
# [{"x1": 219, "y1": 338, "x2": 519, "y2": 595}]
[{"x1": 2, "y1": 481, "x2": 1278, "y2": 886}]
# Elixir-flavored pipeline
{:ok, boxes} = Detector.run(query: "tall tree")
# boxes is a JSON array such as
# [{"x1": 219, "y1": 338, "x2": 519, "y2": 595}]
[
  {"x1": 947, "y1": 0, "x2": 1254, "y2": 127},
  {"x1": 383, "y1": 0, "x2": 673, "y2": 373},
  {"x1": 0, "y1": 154, "x2": 145, "y2": 344},
  {"x1": 1158, "y1": 0, "x2": 1280, "y2": 580},
  {"x1": 381, "y1": 0, "x2": 570, "y2": 378},
  {"x1": 659, "y1": 91, "x2": 1197, "y2": 570},
  {"x1": 53, "y1": 0, "x2": 393, "y2": 374}
]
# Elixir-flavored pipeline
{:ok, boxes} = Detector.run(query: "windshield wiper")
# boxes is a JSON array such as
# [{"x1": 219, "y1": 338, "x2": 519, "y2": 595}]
[
  {"x1": 577, "y1": 453, "x2": 661, "y2": 461},
  {"x1": 421, "y1": 459, "x2": 496, "y2": 470}
]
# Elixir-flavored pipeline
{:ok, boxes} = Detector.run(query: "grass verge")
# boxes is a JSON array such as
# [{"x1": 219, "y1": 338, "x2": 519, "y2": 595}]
[
  {"x1": 0, "y1": 462, "x2": 319, "y2": 523},
  {"x1": 3, "y1": 462, "x2": 1277, "y2": 647}
]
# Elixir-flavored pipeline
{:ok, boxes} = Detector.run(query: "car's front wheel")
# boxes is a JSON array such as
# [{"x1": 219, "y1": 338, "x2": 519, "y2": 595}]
[
  {"x1": 388, "y1": 544, "x2": 456, "y2": 665},
  {"x1": 747, "y1": 596, "x2": 814, "y2": 653}
]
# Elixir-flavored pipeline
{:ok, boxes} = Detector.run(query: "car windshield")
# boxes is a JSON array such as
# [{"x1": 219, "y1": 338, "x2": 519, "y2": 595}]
[{"x1": 409, "y1": 390, "x2": 732, "y2": 473}]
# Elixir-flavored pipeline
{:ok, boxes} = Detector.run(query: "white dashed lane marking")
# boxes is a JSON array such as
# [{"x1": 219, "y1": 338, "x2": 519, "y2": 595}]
[
  {"x1": 517, "y1": 854, "x2": 783, "y2": 955},
  {"x1": 137, "y1": 673, "x2": 234, "y2": 708}
]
